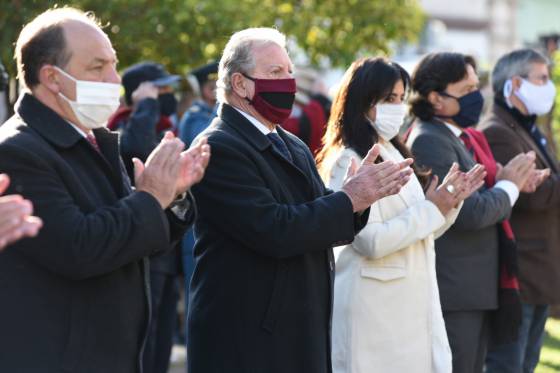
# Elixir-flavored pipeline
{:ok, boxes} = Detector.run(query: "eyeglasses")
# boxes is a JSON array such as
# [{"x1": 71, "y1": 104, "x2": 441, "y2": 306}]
[{"x1": 521, "y1": 74, "x2": 550, "y2": 85}]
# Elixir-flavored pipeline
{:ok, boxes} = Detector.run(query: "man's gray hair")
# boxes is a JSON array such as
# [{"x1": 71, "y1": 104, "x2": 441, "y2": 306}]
[
  {"x1": 216, "y1": 27, "x2": 287, "y2": 103},
  {"x1": 492, "y1": 48, "x2": 549, "y2": 100}
]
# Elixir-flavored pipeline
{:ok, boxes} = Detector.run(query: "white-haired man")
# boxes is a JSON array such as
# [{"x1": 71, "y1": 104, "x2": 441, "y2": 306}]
[
  {"x1": 188, "y1": 27, "x2": 413, "y2": 373},
  {"x1": 0, "y1": 7, "x2": 209, "y2": 372}
]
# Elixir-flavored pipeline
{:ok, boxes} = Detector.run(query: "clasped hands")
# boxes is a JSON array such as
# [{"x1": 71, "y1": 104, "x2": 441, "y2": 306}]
[{"x1": 133, "y1": 132, "x2": 211, "y2": 209}]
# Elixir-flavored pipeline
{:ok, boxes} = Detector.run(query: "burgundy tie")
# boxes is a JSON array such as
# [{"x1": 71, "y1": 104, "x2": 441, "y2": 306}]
[{"x1": 86, "y1": 133, "x2": 101, "y2": 153}]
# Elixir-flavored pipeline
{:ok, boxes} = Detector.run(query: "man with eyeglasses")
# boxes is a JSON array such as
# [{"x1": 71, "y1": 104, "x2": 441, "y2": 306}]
[{"x1": 480, "y1": 48, "x2": 559, "y2": 373}]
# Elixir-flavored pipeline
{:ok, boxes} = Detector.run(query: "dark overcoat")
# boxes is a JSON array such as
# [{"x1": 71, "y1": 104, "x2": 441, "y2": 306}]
[
  {"x1": 188, "y1": 104, "x2": 366, "y2": 373},
  {"x1": 0, "y1": 94, "x2": 191, "y2": 373}
]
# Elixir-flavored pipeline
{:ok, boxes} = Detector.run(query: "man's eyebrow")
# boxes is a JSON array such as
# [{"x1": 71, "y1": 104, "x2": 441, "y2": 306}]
[{"x1": 89, "y1": 57, "x2": 117, "y2": 66}]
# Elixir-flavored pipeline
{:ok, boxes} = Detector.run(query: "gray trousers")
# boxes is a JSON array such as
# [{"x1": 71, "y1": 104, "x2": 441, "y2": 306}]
[{"x1": 443, "y1": 310, "x2": 491, "y2": 373}]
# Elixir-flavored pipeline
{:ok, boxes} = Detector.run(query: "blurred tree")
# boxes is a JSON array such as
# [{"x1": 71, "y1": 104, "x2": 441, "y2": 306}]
[{"x1": 1, "y1": 0, "x2": 424, "y2": 76}]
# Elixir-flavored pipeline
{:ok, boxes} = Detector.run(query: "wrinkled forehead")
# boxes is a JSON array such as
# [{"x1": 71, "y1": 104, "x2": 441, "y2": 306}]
[
  {"x1": 62, "y1": 20, "x2": 116, "y2": 67},
  {"x1": 252, "y1": 42, "x2": 293, "y2": 71}
]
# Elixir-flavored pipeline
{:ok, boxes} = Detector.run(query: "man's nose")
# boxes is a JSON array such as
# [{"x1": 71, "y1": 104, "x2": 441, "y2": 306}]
[{"x1": 105, "y1": 66, "x2": 121, "y2": 84}]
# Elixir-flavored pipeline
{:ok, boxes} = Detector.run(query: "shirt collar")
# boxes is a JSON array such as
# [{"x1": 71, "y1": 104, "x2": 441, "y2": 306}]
[
  {"x1": 66, "y1": 121, "x2": 91, "y2": 138},
  {"x1": 232, "y1": 106, "x2": 277, "y2": 135},
  {"x1": 443, "y1": 121, "x2": 463, "y2": 137}
]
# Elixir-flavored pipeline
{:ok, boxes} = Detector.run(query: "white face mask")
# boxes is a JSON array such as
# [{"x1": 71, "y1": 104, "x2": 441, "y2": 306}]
[
  {"x1": 55, "y1": 66, "x2": 121, "y2": 129},
  {"x1": 506, "y1": 78, "x2": 556, "y2": 116},
  {"x1": 369, "y1": 103, "x2": 407, "y2": 141}
]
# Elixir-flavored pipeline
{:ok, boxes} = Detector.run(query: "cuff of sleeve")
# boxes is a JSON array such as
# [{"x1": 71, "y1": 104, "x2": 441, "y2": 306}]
[
  {"x1": 495, "y1": 180, "x2": 520, "y2": 206},
  {"x1": 169, "y1": 192, "x2": 192, "y2": 221},
  {"x1": 423, "y1": 199, "x2": 447, "y2": 226}
]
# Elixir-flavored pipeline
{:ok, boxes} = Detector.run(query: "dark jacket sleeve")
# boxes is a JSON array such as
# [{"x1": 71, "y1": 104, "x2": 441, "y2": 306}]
[
  {"x1": 410, "y1": 132, "x2": 511, "y2": 231},
  {"x1": 484, "y1": 124, "x2": 560, "y2": 212},
  {"x1": 120, "y1": 98, "x2": 161, "y2": 163},
  {"x1": 0, "y1": 143, "x2": 177, "y2": 280},
  {"x1": 192, "y1": 136, "x2": 358, "y2": 259}
]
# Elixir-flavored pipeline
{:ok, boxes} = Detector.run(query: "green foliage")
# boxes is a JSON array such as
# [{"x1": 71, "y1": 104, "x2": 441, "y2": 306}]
[
  {"x1": 1, "y1": 0, "x2": 424, "y2": 76},
  {"x1": 537, "y1": 318, "x2": 560, "y2": 372}
]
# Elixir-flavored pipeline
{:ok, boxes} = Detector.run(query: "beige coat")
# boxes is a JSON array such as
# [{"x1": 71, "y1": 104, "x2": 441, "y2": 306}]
[{"x1": 326, "y1": 142, "x2": 459, "y2": 373}]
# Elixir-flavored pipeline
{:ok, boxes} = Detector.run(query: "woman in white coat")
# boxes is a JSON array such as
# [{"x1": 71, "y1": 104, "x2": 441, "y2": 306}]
[{"x1": 316, "y1": 57, "x2": 486, "y2": 373}]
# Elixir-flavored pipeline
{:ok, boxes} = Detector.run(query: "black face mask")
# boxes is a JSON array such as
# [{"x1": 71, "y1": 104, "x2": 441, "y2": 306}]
[
  {"x1": 158, "y1": 93, "x2": 177, "y2": 117},
  {"x1": 439, "y1": 90, "x2": 484, "y2": 128}
]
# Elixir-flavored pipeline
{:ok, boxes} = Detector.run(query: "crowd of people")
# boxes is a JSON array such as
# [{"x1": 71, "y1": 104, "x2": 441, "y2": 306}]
[{"x1": 0, "y1": 6, "x2": 559, "y2": 373}]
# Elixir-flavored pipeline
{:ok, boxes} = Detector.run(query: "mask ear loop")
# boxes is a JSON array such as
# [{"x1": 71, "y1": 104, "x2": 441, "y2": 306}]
[
  {"x1": 503, "y1": 79, "x2": 513, "y2": 108},
  {"x1": 240, "y1": 73, "x2": 256, "y2": 105}
]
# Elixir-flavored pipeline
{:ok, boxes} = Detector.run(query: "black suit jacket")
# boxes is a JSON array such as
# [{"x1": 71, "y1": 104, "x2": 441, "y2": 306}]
[
  {"x1": 407, "y1": 119, "x2": 511, "y2": 311},
  {"x1": 0, "y1": 94, "x2": 192, "y2": 373},
  {"x1": 187, "y1": 104, "x2": 367, "y2": 373}
]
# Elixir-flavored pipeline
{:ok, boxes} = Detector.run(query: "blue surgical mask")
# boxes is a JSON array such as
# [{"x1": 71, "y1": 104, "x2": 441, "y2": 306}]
[{"x1": 439, "y1": 90, "x2": 484, "y2": 128}]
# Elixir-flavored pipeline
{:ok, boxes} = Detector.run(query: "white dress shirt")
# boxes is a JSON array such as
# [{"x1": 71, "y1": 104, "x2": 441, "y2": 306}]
[
  {"x1": 67, "y1": 121, "x2": 91, "y2": 138},
  {"x1": 233, "y1": 106, "x2": 277, "y2": 135}
]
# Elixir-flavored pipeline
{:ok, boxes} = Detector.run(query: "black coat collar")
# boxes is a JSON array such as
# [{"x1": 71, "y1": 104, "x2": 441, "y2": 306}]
[
  {"x1": 219, "y1": 103, "x2": 315, "y2": 191},
  {"x1": 16, "y1": 93, "x2": 126, "y2": 193},
  {"x1": 16, "y1": 92, "x2": 120, "y2": 156},
  {"x1": 219, "y1": 103, "x2": 308, "y2": 166},
  {"x1": 218, "y1": 103, "x2": 270, "y2": 151},
  {"x1": 16, "y1": 93, "x2": 84, "y2": 149}
]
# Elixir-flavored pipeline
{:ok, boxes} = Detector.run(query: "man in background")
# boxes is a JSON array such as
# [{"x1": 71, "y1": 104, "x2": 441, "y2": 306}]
[{"x1": 108, "y1": 61, "x2": 187, "y2": 373}]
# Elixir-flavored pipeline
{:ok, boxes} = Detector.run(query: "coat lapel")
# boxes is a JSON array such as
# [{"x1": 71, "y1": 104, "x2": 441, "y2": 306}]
[
  {"x1": 220, "y1": 104, "x2": 315, "y2": 195},
  {"x1": 94, "y1": 128, "x2": 129, "y2": 196},
  {"x1": 424, "y1": 119, "x2": 476, "y2": 170},
  {"x1": 17, "y1": 93, "x2": 128, "y2": 196}
]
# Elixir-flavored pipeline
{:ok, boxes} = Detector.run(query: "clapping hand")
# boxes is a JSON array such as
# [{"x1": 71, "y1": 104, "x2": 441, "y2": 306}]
[
  {"x1": 341, "y1": 144, "x2": 414, "y2": 213},
  {"x1": 425, "y1": 163, "x2": 486, "y2": 215},
  {"x1": 134, "y1": 132, "x2": 211, "y2": 209},
  {"x1": 521, "y1": 168, "x2": 550, "y2": 193},
  {"x1": 175, "y1": 137, "x2": 211, "y2": 195},
  {"x1": 0, "y1": 174, "x2": 42, "y2": 251}
]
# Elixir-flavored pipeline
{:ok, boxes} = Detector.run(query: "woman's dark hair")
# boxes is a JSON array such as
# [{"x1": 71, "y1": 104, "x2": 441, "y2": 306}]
[
  {"x1": 409, "y1": 52, "x2": 477, "y2": 121},
  {"x1": 317, "y1": 57, "x2": 429, "y2": 186}
]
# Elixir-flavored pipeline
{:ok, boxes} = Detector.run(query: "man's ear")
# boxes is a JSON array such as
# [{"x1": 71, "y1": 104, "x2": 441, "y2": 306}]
[
  {"x1": 231, "y1": 72, "x2": 248, "y2": 99},
  {"x1": 428, "y1": 91, "x2": 443, "y2": 110},
  {"x1": 511, "y1": 76, "x2": 523, "y2": 91},
  {"x1": 37, "y1": 65, "x2": 61, "y2": 94}
]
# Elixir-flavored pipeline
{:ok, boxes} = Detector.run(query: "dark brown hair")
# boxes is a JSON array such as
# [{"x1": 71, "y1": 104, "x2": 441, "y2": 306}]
[
  {"x1": 409, "y1": 52, "x2": 477, "y2": 121},
  {"x1": 316, "y1": 57, "x2": 430, "y2": 186}
]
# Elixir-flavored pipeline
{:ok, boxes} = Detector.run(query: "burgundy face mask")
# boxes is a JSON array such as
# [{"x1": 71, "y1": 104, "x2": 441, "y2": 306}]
[{"x1": 243, "y1": 73, "x2": 296, "y2": 124}]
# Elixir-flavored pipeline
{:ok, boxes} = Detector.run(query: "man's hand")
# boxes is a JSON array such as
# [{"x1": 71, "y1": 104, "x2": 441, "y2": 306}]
[
  {"x1": 0, "y1": 174, "x2": 43, "y2": 251},
  {"x1": 175, "y1": 137, "x2": 211, "y2": 195},
  {"x1": 521, "y1": 168, "x2": 550, "y2": 193},
  {"x1": 456, "y1": 163, "x2": 487, "y2": 201},
  {"x1": 133, "y1": 132, "x2": 184, "y2": 209},
  {"x1": 425, "y1": 163, "x2": 486, "y2": 215},
  {"x1": 131, "y1": 82, "x2": 159, "y2": 106},
  {"x1": 496, "y1": 152, "x2": 536, "y2": 190},
  {"x1": 341, "y1": 144, "x2": 414, "y2": 212}
]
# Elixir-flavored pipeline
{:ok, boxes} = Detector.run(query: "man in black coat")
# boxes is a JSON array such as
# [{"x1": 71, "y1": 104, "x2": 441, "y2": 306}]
[
  {"x1": 108, "y1": 61, "x2": 184, "y2": 373},
  {"x1": 0, "y1": 8, "x2": 209, "y2": 373},
  {"x1": 187, "y1": 27, "x2": 414, "y2": 373}
]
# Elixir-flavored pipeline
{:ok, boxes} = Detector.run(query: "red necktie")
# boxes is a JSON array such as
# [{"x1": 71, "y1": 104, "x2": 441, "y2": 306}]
[{"x1": 86, "y1": 133, "x2": 101, "y2": 153}]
